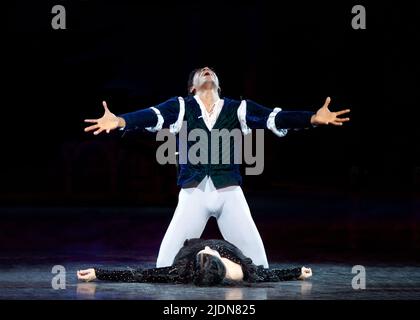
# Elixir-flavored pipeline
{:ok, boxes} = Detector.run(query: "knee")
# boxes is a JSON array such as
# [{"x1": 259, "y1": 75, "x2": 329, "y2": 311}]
[{"x1": 156, "y1": 255, "x2": 173, "y2": 268}]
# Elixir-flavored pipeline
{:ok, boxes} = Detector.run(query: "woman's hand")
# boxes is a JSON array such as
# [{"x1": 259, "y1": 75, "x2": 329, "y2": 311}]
[
  {"x1": 84, "y1": 101, "x2": 126, "y2": 135},
  {"x1": 311, "y1": 97, "x2": 350, "y2": 126},
  {"x1": 77, "y1": 268, "x2": 97, "y2": 282},
  {"x1": 298, "y1": 266, "x2": 313, "y2": 280}
]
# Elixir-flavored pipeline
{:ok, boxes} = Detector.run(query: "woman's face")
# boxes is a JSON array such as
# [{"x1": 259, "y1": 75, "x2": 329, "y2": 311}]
[{"x1": 193, "y1": 246, "x2": 227, "y2": 286}]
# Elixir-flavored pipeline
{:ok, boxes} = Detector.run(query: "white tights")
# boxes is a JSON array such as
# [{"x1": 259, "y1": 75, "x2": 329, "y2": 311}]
[{"x1": 156, "y1": 177, "x2": 269, "y2": 268}]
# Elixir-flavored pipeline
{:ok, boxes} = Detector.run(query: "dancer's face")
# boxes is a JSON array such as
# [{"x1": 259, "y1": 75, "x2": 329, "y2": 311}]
[
  {"x1": 191, "y1": 67, "x2": 220, "y2": 94},
  {"x1": 193, "y1": 246, "x2": 226, "y2": 286}
]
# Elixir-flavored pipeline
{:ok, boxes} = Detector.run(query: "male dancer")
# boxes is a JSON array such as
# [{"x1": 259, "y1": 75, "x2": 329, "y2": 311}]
[{"x1": 84, "y1": 67, "x2": 350, "y2": 268}]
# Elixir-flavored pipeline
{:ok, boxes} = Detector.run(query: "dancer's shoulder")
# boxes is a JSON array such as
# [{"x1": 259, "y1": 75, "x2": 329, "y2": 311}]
[{"x1": 221, "y1": 97, "x2": 243, "y2": 108}]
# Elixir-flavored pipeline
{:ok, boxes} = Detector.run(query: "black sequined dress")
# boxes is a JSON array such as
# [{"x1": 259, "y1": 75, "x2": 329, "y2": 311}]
[{"x1": 95, "y1": 239, "x2": 302, "y2": 283}]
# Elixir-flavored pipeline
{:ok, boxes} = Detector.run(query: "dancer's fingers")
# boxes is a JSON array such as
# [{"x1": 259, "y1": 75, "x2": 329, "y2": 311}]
[
  {"x1": 78, "y1": 272, "x2": 90, "y2": 279},
  {"x1": 335, "y1": 117, "x2": 350, "y2": 122},
  {"x1": 84, "y1": 124, "x2": 99, "y2": 132},
  {"x1": 94, "y1": 128, "x2": 105, "y2": 135},
  {"x1": 322, "y1": 97, "x2": 331, "y2": 109},
  {"x1": 102, "y1": 101, "x2": 109, "y2": 112},
  {"x1": 84, "y1": 119, "x2": 98, "y2": 123},
  {"x1": 336, "y1": 109, "x2": 351, "y2": 116},
  {"x1": 301, "y1": 267, "x2": 312, "y2": 278},
  {"x1": 331, "y1": 121, "x2": 343, "y2": 126}
]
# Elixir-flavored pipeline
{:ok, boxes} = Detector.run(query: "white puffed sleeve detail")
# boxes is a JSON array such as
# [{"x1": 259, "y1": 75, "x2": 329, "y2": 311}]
[
  {"x1": 237, "y1": 100, "x2": 252, "y2": 135},
  {"x1": 169, "y1": 97, "x2": 185, "y2": 134},
  {"x1": 145, "y1": 107, "x2": 164, "y2": 132},
  {"x1": 266, "y1": 107, "x2": 288, "y2": 137}
]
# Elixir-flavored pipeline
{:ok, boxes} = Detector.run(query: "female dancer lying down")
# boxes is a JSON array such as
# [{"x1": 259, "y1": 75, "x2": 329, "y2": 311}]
[{"x1": 77, "y1": 239, "x2": 312, "y2": 286}]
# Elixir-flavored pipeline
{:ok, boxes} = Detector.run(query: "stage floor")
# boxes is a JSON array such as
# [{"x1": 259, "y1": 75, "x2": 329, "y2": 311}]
[{"x1": 1, "y1": 259, "x2": 419, "y2": 300}]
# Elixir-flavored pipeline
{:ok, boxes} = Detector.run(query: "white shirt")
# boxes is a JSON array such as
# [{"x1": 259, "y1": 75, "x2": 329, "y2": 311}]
[{"x1": 194, "y1": 95, "x2": 224, "y2": 131}]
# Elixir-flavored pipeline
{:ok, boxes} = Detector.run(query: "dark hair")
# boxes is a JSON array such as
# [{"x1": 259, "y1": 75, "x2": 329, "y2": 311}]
[
  {"x1": 187, "y1": 67, "x2": 221, "y2": 95},
  {"x1": 193, "y1": 253, "x2": 226, "y2": 286},
  {"x1": 187, "y1": 68, "x2": 201, "y2": 95}
]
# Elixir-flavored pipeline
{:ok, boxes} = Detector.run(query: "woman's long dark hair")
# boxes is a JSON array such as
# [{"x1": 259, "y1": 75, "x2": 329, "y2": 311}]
[{"x1": 193, "y1": 253, "x2": 226, "y2": 286}]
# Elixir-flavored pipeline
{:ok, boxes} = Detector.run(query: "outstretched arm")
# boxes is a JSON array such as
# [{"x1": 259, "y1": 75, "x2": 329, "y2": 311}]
[
  {"x1": 256, "y1": 266, "x2": 312, "y2": 282},
  {"x1": 77, "y1": 266, "x2": 184, "y2": 283},
  {"x1": 84, "y1": 97, "x2": 181, "y2": 135},
  {"x1": 241, "y1": 97, "x2": 350, "y2": 136},
  {"x1": 77, "y1": 268, "x2": 136, "y2": 282}
]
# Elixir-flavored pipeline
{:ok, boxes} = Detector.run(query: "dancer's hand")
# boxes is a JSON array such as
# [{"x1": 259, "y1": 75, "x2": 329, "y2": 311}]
[
  {"x1": 84, "y1": 101, "x2": 126, "y2": 135},
  {"x1": 77, "y1": 268, "x2": 97, "y2": 282},
  {"x1": 311, "y1": 97, "x2": 350, "y2": 126},
  {"x1": 298, "y1": 266, "x2": 312, "y2": 280}
]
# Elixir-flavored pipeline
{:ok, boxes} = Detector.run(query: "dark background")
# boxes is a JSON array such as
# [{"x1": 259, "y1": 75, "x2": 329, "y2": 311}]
[{"x1": 2, "y1": 1, "x2": 419, "y2": 262}]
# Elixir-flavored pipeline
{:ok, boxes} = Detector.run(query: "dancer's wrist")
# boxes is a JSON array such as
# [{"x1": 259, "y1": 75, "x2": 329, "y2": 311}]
[{"x1": 117, "y1": 117, "x2": 126, "y2": 128}]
